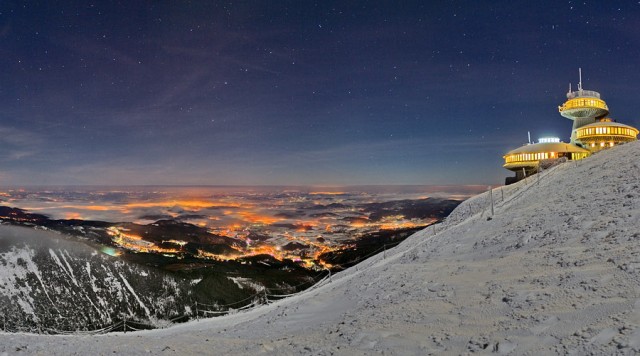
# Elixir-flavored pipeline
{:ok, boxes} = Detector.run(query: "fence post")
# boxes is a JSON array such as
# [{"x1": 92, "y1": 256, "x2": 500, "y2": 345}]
[
  {"x1": 501, "y1": 187, "x2": 504, "y2": 201},
  {"x1": 195, "y1": 301, "x2": 199, "y2": 320},
  {"x1": 489, "y1": 186, "x2": 494, "y2": 216},
  {"x1": 383, "y1": 244, "x2": 386, "y2": 259},
  {"x1": 123, "y1": 317, "x2": 127, "y2": 333}
]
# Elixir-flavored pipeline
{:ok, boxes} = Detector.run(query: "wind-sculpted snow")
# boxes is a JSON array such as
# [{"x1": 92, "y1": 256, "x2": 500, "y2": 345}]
[
  {"x1": 0, "y1": 226, "x2": 193, "y2": 332},
  {"x1": 1, "y1": 141, "x2": 640, "y2": 354}
]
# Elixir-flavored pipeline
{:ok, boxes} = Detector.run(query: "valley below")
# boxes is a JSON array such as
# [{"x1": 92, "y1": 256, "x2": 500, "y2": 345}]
[{"x1": 0, "y1": 186, "x2": 469, "y2": 333}]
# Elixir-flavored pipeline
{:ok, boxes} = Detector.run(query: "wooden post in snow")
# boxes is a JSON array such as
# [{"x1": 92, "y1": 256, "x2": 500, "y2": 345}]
[{"x1": 489, "y1": 186, "x2": 494, "y2": 216}]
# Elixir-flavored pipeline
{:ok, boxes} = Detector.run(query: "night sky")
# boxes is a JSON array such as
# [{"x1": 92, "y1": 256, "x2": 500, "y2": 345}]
[{"x1": 1, "y1": 1, "x2": 639, "y2": 186}]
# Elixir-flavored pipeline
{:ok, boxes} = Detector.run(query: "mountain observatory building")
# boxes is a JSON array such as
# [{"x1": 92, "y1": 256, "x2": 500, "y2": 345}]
[{"x1": 503, "y1": 69, "x2": 638, "y2": 184}]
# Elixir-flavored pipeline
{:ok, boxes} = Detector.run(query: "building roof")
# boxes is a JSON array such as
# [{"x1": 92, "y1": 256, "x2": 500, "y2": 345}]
[{"x1": 504, "y1": 142, "x2": 590, "y2": 156}]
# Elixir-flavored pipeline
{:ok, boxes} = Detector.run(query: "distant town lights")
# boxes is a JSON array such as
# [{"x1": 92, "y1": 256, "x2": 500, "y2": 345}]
[{"x1": 538, "y1": 137, "x2": 561, "y2": 143}]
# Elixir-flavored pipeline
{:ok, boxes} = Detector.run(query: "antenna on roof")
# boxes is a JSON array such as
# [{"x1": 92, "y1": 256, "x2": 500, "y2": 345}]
[
  {"x1": 527, "y1": 131, "x2": 531, "y2": 144},
  {"x1": 578, "y1": 68, "x2": 583, "y2": 91}
]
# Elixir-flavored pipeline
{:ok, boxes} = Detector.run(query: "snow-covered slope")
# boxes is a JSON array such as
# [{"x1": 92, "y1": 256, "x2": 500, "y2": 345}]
[
  {"x1": 2, "y1": 141, "x2": 640, "y2": 355},
  {"x1": 0, "y1": 226, "x2": 193, "y2": 332}
]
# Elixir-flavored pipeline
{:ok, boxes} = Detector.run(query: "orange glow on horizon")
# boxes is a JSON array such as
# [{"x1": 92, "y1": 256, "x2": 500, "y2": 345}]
[
  {"x1": 124, "y1": 199, "x2": 248, "y2": 210},
  {"x1": 77, "y1": 205, "x2": 113, "y2": 211},
  {"x1": 237, "y1": 211, "x2": 281, "y2": 225},
  {"x1": 64, "y1": 212, "x2": 83, "y2": 220}
]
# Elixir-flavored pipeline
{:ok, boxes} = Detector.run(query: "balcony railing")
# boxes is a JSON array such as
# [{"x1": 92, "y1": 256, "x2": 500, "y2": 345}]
[{"x1": 567, "y1": 89, "x2": 601, "y2": 99}]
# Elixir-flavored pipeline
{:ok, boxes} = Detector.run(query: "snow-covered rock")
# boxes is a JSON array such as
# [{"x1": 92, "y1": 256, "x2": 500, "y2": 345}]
[
  {"x1": 2, "y1": 141, "x2": 640, "y2": 355},
  {"x1": 0, "y1": 226, "x2": 193, "y2": 332}
]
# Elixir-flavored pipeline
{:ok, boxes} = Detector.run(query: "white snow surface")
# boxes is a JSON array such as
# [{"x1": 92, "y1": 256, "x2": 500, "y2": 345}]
[{"x1": 2, "y1": 141, "x2": 640, "y2": 355}]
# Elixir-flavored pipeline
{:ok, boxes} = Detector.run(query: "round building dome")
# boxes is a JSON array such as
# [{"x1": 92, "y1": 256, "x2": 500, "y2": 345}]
[
  {"x1": 557, "y1": 70, "x2": 611, "y2": 145},
  {"x1": 558, "y1": 90, "x2": 609, "y2": 121},
  {"x1": 503, "y1": 141, "x2": 590, "y2": 172},
  {"x1": 575, "y1": 119, "x2": 638, "y2": 151}
]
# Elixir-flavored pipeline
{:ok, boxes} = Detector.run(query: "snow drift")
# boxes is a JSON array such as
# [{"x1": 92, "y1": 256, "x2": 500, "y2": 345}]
[{"x1": 1, "y1": 141, "x2": 640, "y2": 355}]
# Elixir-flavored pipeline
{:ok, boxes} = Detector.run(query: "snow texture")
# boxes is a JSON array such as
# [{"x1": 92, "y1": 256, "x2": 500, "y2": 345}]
[
  {"x1": 1, "y1": 141, "x2": 640, "y2": 354},
  {"x1": 0, "y1": 226, "x2": 192, "y2": 332}
]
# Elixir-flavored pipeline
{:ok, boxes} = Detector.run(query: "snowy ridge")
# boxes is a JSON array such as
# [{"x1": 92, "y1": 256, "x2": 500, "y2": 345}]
[
  {"x1": 1, "y1": 141, "x2": 640, "y2": 354},
  {"x1": 0, "y1": 226, "x2": 193, "y2": 332}
]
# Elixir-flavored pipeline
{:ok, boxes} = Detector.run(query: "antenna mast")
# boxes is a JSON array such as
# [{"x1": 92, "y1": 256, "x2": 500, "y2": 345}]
[{"x1": 578, "y1": 68, "x2": 583, "y2": 91}]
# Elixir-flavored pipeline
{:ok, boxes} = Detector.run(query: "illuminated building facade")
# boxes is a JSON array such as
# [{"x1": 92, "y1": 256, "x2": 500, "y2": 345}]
[
  {"x1": 575, "y1": 118, "x2": 639, "y2": 152},
  {"x1": 503, "y1": 139, "x2": 589, "y2": 184},
  {"x1": 503, "y1": 69, "x2": 638, "y2": 184}
]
